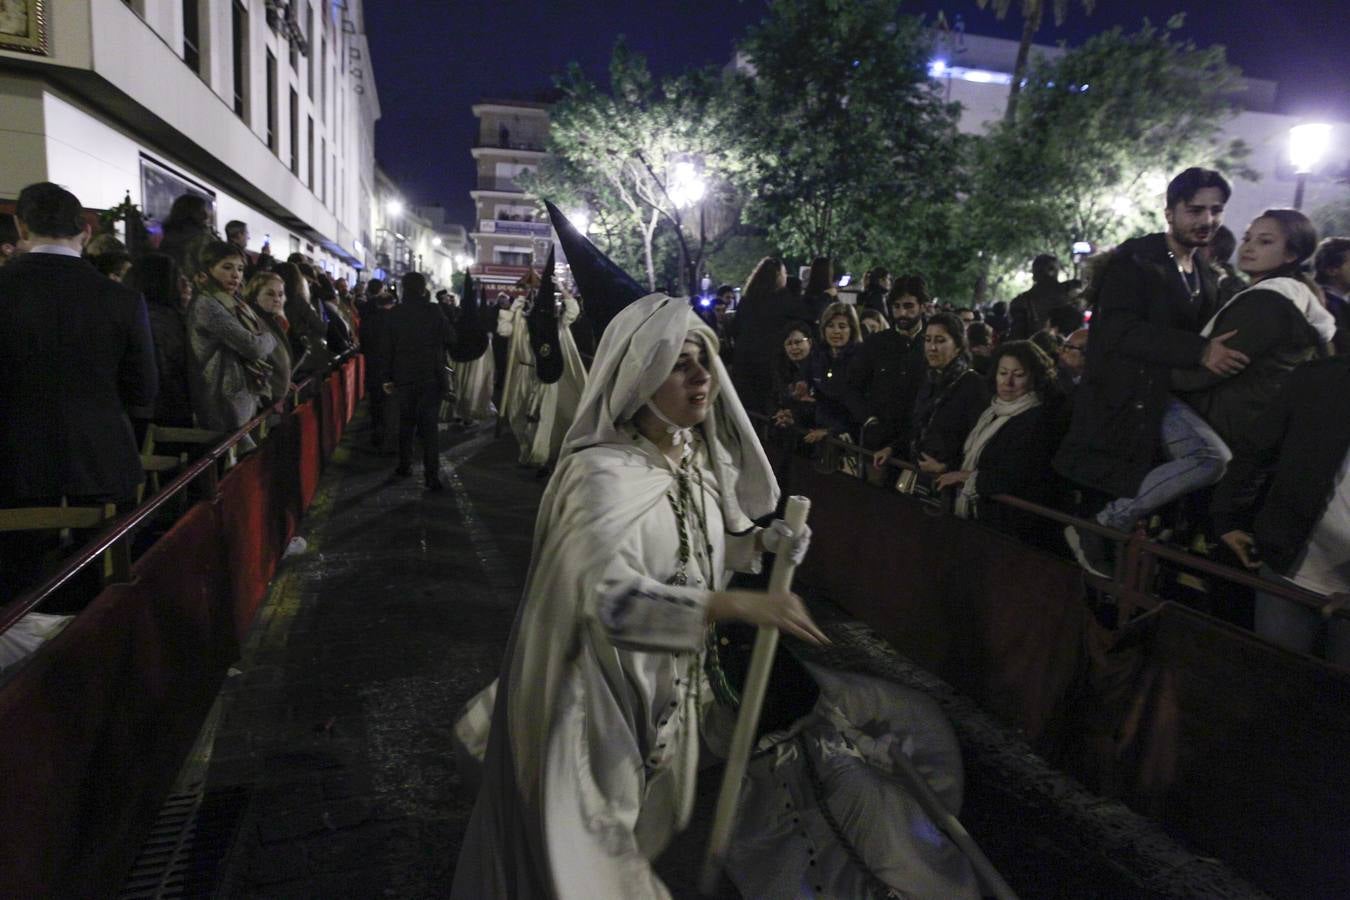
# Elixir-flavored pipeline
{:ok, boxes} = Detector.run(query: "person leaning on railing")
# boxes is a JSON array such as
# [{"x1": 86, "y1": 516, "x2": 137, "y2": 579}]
[
  {"x1": 1211, "y1": 353, "x2": 1350, "y2": 666},
  {"x1": 801, "y1": 302, "x2": 866, "y2": 446},
  {"x1": 243, "y1": 271, "x2": 294, "y2": 411},
  {"x1": 185, "y1": 241, "x2": 275, "y2": 451},
  {"x1": 935, "y1": 340, "x2": 1066, "y2": 548}
]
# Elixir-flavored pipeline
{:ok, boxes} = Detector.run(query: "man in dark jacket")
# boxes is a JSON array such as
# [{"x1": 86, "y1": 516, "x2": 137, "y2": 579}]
[
  {"x1": 859, "y1": 266, "x2": 890, "y2": 317},
  {"x1": 1008, "y1": 254, "x2": 1071, "y2": 339},
  {"x1": 849, "y1": 283, "x2": 927, "y2": 480},
  {"x1": 1055, "y1": 168, "x2": 1249, "y2": 574},
  {"x1": 1211, "y1": 356, "x2": 1350, "y2": 663},
  {"x1": 376, "y1": 272, "x2": 455, "y2": 490},
  {"x1": 0, "y1": 182, "x2": 158, "y2": 596},
  {"x1": 358, "y1": 281, "x2": 397, "y2": 449}
]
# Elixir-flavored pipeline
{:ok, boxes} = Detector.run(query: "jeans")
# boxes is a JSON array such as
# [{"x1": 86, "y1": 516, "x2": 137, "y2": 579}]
[
  {"x1": 1097, "y1": 398, "x2": 1231, "y2": 532},
  {"x1": 1256, "y1": 565, "x2": 1350, "y2": 666}
]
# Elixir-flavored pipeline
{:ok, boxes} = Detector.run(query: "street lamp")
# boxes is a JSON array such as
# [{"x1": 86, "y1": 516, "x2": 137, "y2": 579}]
[
  {"x1": 668, "y1": 161, "x2": 706, "y2": 208},
  {"x1": 432, "y1": 236, "x2": 443, "y2": 247},
  {"x1": 568, "y1": 208, "x2": 591, "y2": 235},
  {"x1": 385, "y1": 198, "x2": 404, "y2": 217},
  {"x1": 1289, "y1": 123, "x2": 1332, "y2": 210}
]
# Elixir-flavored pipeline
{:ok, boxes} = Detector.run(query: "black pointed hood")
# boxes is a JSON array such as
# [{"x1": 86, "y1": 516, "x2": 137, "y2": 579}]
[
  {"x1": 545, "y1": 201, "x2": 646, "y2": 342},
  {"x1": 528, "y1": 247, "x2": 564, "y2": 383},
  {"x1": 448, "y1": 269, "x2": 490, "y2": 362}
]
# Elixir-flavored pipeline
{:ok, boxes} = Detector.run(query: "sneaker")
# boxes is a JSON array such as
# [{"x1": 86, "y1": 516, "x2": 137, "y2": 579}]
[{"x1": 1065, "y1": 524, "x2": 1113, "y2": 578}]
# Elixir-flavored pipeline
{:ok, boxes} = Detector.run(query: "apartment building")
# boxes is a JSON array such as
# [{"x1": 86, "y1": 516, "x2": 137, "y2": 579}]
[
  {"x1": 468, "y1": 98, "x2": 552, "y2": 296},
  {"x1": 0, "y1": 0, "x2": 380, "y2": 280}
]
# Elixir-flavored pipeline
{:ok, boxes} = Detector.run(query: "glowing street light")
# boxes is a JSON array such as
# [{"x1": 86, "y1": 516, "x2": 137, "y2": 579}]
[
  {"x1": 385, "y1": 198, "x2": 404, "y2": 217},
  {"x1": 1289, "y1": 123, "x2": 1332, "y2": 210},
  {"x1": 568, "y1": 208, "x2": 591, "y2": 235},
  {"x1": 432, "y1": 236, "x2": 443, "y2": 247},
  {"x1": 668, "y1": 160, "x2": 706, "y2": 209}
]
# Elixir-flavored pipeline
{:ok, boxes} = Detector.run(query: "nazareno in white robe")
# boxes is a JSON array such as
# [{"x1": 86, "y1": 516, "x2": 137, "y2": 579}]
[
  {"x1": 452, "y1": 294, "x2": 777, "y2": 899},
  {"x1": 499, "y1": 295, "x2": 588, "y2": 466}
]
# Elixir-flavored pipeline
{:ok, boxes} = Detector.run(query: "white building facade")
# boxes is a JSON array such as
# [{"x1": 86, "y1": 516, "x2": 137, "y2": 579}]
[{"x1": 0, "y1": 0, "x2": 380, "y2": 280}]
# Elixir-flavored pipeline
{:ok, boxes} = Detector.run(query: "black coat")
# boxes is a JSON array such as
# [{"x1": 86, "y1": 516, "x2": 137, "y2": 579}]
[
  {"x1": 847, "y1": 326, "x2": 926, "y2": 449},
  {"x1": 0, "y1": 252, "x2": 158, "y2": 501},
  {"x1": 968, "y1": 404, "x2": 1062, "y2": 543},
  {"x1": 1172, "y1": 281, "x2": 1324, "y2": 448},
  {"x1": 146, "y1": 301, "x2": 194, "y2": 426},
  {"x1": 375, "y1": 299, "x2": 455, "y2": 392},
  {"x1": 805, "y1": 343, "x2": 865, "y2": 435},
  {"x1": 907, "y1": 365, "x2": 989, "y2": 468},
  {"x1": 1211, "y1": 356, "x2": 1350, "y2": 576},
  {"x1": 1054, "y1": 233, "x2": 1219, "y2": 497},
  {"x1": 358, "y1": 303, "x2": 394, "y2": 391},
  {"x1": 1008, "y1": 281, "x2": 1071, "y2": 340},
  {"x1": 728, "y1": 289, "x2": 809, "y2": 416}
]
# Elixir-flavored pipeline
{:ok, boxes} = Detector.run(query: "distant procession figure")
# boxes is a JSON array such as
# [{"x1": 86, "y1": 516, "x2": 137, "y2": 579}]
[
  {"x1": 499, "y1": 283, "x2": 587, "y2": 468},
  {"x1": 454, "y1": 348, "x2": 496, "y2": 422},
  {"x1": 499, "y1": 294, "x2": 541, "y2": 462}
]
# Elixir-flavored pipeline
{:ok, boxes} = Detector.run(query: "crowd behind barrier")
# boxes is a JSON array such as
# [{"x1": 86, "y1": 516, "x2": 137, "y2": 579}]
[{"x1": 0, "y1": 353, "x2": 364, "y2": 898}]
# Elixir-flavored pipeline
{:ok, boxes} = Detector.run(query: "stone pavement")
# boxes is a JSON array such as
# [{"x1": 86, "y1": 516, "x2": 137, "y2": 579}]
[{"x1": 193, "y1": 413, "x2": 536, "y2": 899}]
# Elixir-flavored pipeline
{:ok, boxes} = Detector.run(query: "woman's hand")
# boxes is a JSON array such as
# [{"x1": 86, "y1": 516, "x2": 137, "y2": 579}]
[
  {"x1": 789, "y1": 381, "x2": 813, "y2": 402},
  {"x1": 918, "y1": 453, "x2": 948, "y2": 475},
  {"x1": 936, "y1": 470, "x2": 972, "y2": 490},
  {"x1": 803, "y1": 428, "x2": 829, "y2": 444},
  {"x1": 707, "y1": 590, "x2": 830, "y2": 645},
  {"x1": 1220, "y1": 530, "x2": 1261, "y2": 570},
  {"x1": 771, "y1": 408, "x2": 795, "y2": 428},
  {"x1": 872, "y1": 446, "x2": 894, "y2": 469}
]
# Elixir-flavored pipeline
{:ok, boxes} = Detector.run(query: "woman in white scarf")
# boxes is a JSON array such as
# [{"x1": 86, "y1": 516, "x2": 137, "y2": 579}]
[
  {"x1": 938, "y1": 340, "x2": 1057, "y2": 525},
  {"x1": 451, "y1": 293, "x2": 823, "y2": 899}
]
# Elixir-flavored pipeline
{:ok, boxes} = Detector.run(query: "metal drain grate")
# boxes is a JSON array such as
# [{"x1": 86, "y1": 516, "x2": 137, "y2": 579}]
[{"x1": 119, "y1": 786, "x2": 252, "y2": 899}]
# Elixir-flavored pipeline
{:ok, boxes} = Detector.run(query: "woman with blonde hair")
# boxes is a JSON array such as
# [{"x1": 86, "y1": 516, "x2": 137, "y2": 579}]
[
  {"x1": 803, "y1": 301, "x2": 864, "y2": 444},
  {"x1": 243, "y1": 271, "x2": 294, "y2": 409}
]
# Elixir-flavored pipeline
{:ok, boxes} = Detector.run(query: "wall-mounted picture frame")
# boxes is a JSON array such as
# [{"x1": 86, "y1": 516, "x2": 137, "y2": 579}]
[
  {"x1": 139, "y1": 153, "x2": 216, "y2": 231},
  {"x1": 0, "y1": 0, "x2": 50, "y2": 57}
]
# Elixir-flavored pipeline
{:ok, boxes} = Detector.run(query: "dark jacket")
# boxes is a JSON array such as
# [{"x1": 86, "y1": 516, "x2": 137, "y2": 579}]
[
  {"x1": 1053, "y1": 233, "x2": 1219, "y2": 497},
  {"x1": 969, "y1": 404, "x2": 1062, "y2": 542},
  {"x1": 0, "y1": 252, "x2": 157, "y2": 501},
  {"x1": 859, "y1": 284, "x2": 888, "y2": 317},
  {"x1": 1172, "y1": 279, "x2": 1325, "y2": 448},
  {"x1": 1211, "y1": 356, "x2": 1350, "y2": 576},
  {"x1": 146, "y1": 300, "x2": 194, "y2": 427},
  {"x1": 375, "y1": 298, "x2": 455, "y2": 393},
  {"x1": 805, "y1": 343, "x2": 865, "y2": 435},
  {"x1": 1008, "y1": 280, "x2": 1071, "y2": 340},
  {"x1": 801, "y1": 290, "x2": 833, "y2": 325},
  {"x1": 847, "y1": 325, "x2": 926, "y2": 450},
  {"x1": 358, "y1": 303, "x2": 394, "y2": 391},
  {"x1": 769, "y1": 353, "x2": 815, "y2": 430},
  {"x1": 728, "y1": 288, "x2": 809, "y2": 416},
  {"x1": 906, "y1": 363, "x2": 989, "y2": 468}
]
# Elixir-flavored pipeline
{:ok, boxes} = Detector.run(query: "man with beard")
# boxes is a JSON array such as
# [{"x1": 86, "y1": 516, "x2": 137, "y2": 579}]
[
  {"x1": 1056, "y1": 167, "x2": 1249, "y2": 575},
  {"x1": 849, "y1": 276, "x2": 929, "y2": 485}
]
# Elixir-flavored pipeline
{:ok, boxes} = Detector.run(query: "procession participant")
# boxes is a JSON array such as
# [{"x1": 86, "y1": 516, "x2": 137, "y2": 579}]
[
  {"x1": 451, "y1": 291, "x2": 822, "y2": 898},
  {"x1": 524, "y1": 252, "x2": 587, "y2": 471},
  {"x1": 451, "y1": 272, "x2": 497, "y2": 424},
  {"x1": 498, "y1": 288, "x2": 543, "y2": 464}
]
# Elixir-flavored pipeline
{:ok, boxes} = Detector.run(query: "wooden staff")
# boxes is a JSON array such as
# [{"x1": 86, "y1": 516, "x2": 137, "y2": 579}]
[{"x1": 700, "y1": 494, "x2": 810, "y2": 896}]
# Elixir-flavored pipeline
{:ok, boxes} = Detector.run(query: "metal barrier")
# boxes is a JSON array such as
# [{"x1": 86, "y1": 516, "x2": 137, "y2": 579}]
[
  {"x1": 751, "y1": 413, "x2": 1347, "y2": 638},
  {"x1": 0, "y1": 352, "x2": 356, "y2": 637}
]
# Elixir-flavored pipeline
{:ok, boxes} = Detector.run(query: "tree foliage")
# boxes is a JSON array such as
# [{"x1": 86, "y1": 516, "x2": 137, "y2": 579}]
[
  {"x1": 975, "y1": 0, "x2": 1098, "y2": 120},
  {"x1": 731, "y1": 0, "x2": 970, "y2": 292},
  {"x1": 521, "y1": 42, "x2": 749, "y2": 293},
  {"x1": 964, "y1": 16, "x2": 1256, "y2": 298}
]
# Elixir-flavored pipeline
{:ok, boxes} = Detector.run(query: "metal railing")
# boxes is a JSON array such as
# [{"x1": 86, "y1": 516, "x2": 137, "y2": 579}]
[
  {"x1": 0, "y1": 353, "x2": 355, "y2": 637},
  {"x1": 749, "y1": 412, "x2": 1345, "y2": 631}
]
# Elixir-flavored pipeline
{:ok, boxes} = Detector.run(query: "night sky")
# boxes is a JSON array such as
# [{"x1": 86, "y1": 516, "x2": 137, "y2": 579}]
[{"x1": 365, "y1": 0, "x2": 1350, "y2": 229}]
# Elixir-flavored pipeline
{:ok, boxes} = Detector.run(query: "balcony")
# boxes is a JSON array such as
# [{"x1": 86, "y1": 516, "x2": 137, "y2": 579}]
[
  {"x1": 478, "y1": 220, "x2": 552, "y2": 238},
  {"x1": 473, "y1": 136, "x2": 547, "y2": 153},
  {"x1": 474, "y1": 176, "x2": 528, "y2": 193}
]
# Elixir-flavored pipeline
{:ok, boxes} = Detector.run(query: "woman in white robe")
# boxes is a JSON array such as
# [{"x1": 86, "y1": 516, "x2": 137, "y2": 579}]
[
  {"x1": 452, "y1": 293, "x2": 824, "y2": 898},
  {"x1": 526, "y1": 290, "x2": 588, "y2": 467}
]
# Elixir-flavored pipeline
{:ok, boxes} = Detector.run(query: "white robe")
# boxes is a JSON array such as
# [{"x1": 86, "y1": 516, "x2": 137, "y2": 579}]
[
  {"x1": 527, "y1": 294, "x2": 588, "y2": 467},
  {"x1": 499, "y1": 299, "x2": 541, "y2": 463},
  {"x1": 453, "y1": 350, "x2": 496, "y2": 421}
]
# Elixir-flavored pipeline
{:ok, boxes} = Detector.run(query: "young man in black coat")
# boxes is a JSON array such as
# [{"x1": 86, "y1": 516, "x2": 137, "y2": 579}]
[
  {"x1": 0, "y1": 182, "x2": 158, "y2": 598},
  {"x1": 849, "y1": 283, "x2": 927, "y2": 482},
  {"x1": 1211, "y1": 356, "x2": 1350, "y2": 663},
  {"x1": 1054, "y1": 168, "x2": 1250, "y2": 575},
  {"x1": 375, "y1": 272, "x2": 455, "y2": 490}
]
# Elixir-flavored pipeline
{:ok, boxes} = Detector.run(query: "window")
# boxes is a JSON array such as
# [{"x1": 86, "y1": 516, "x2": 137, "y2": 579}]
[
  {"x1": 182, "y1": 0, "x2": 201, "y2": 74},
  {"x1": 290, "y1": 88, "x2": 300, "y2": 176},
  {"x1": 307, "y1": 5, "x2": 316, "y2": 99},
  {"x1": 320, "y1": 137, "x2": 326, "y2": 203},
  {"x1": 266, "y1": 51, "x2": 278, "y2": 152},
  {"x1": 231, "y1": 1, "x2": 248, "y2": 119},
  {"x1": 307, "y1": 116, "x2": 315, "y2": 189},
  {"x1": 319, "y1": 38, "x2": 327, "y2": 122}
]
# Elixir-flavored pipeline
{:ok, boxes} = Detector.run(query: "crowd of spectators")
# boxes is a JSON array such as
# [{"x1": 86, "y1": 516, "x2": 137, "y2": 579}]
[
  {"x1": 708, "y1": 166, "x2": 1350, "y2": 663},
  {"x1": 0, "y1": 181, "x2": 368, "y2": 604}
]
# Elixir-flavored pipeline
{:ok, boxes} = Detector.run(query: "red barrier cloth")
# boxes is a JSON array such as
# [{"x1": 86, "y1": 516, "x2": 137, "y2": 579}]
[
  {"x1": 343, "y1": 357, "x2": 358, "y2": 420},
  {"x1": 355, "y1": 354, "x2": 366, "y2": 400},
  {"x1": 294, "y1": 400, "x2": 321, "y2": 510},
  {"x1": 790, "y1": 456, "x2": 1107, "y2": 748},
  {"x1": 0, "y1": 503, "x2": 231, "y2": 897},
  {"x1": 319, "y1": 373, "x2": 340, "y2": 458},
  {"x1": 219, "y1": 434, "x2": 292, "y2": 639}
]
